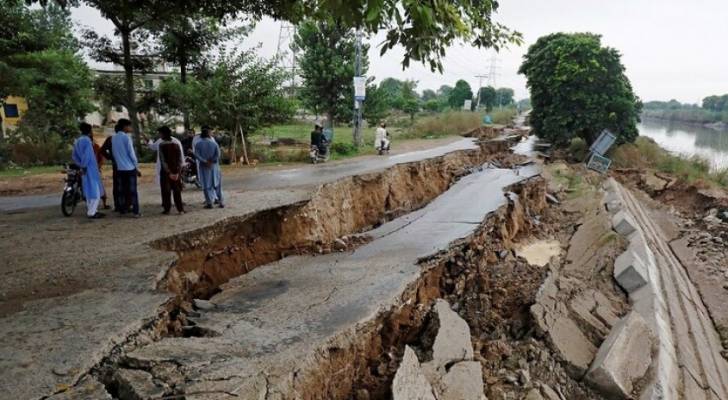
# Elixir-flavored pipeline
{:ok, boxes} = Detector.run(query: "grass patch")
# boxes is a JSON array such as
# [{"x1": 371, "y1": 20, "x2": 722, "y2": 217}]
[
  {"x1": 612, "y1": 136, "x2": 728, "y2": 187},
  {"x1": 0, "y1": 165, "x2": 64, "y2": 178}
]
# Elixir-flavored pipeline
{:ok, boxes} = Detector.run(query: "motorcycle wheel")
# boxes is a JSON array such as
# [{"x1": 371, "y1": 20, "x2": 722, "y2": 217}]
[{"x1": 61, "y1": 187, "x2": 77, "y2": 217}]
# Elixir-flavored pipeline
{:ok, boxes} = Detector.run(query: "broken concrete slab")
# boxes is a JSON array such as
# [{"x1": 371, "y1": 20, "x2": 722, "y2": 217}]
[
  {"x1": 392, "y1": 346, "x2": 437, "y2": 400},
  {"x1": 436, "y1": 361, "x2": 486, "y2": 400},
  {"x1": 432, "y1": 299, "x2": 474, "y2": 366},
  {"x1": 46, "y1": 375, "x2": 112, "y2": 400},
  {"x1": 539, "y1": 384, "x2": 562, "y2": 400},
  {"x1": 114, "y1": 368, "x2": 167, "y2": 400},
  {"x1": 612, "y1": 211, "x2": 638, "y2": 237},
  {"x1": 613, "y1": 251, "x2": 649, "y2": 293},
  {"x1": 586, "y1": 312, "x2": 655, "y2": 399}
]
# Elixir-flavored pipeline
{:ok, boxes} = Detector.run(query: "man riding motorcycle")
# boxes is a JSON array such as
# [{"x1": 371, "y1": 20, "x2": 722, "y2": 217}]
[
  {"x1": 375, "y1": 122, "x2": 390, "y2": 155},
  {"x1": 310, "y1": 122, "x2": 329, "y2": 162}
]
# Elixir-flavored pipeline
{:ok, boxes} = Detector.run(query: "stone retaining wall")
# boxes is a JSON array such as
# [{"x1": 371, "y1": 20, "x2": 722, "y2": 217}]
[{"x1": 603, "y1": 178, "x2": 728, "y2": 400}]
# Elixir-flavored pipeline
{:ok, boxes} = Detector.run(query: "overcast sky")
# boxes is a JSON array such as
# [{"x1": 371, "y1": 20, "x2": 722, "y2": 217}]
[{"x1": 72, "y1": 0, "x2": 728, "y2": 104}]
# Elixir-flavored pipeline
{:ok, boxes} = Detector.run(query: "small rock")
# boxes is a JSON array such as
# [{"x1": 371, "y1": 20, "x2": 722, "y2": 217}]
[
  {"x1": 539, "y1": 384, "x2": 562, "y2": 400},
  {"x1": 524, "y1": 388, "x2": 544, "y2": 400},
  {"x1": 518, "y1": 369, "x2": 531, "y2": 386},
  {"x1": 333, "y1": 238, "x2": 347, "y2": 251},
  {"x1": 193, "y1": 299, "x2": 215, "y2": 310}
]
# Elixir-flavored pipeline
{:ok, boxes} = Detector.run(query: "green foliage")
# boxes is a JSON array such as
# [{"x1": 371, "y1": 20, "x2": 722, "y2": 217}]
[
  {"x1": 176, "y1": 51, "x2": 294, "y2": 137},
  {"x1": 642, "y1": 98, "x2": 728, "y2": 124},
  {"x1": 490, "y1": 107, "x2": 518, "y2": 125},
  {"x1": 421, "y1": 89, "x2": 437, "y2": 102},
  {"x1": 519, "y1": 33, "x2": 642, "y2": 147},
  {"x1": 423, "y1": 99, "x2": 440, "y2": 112},
  {"x1": 294, "y1": 19, "x2": 365, "y2": 124},
  {"x1": 0, "y1": 2, "x2": 94, "y2": 141},
  {"x1": 495, "y1": 87, "x2": 515, "y2": 106},
  {"x1": 330, "y1": 142, "x2": 357, "y2": 157},
  {"x1": 448, "y1": 80, "x2": 473, "y2": 110},
  {"x1": 567, "y1": 137, "x2": 588, "y2": 161},
  {"x1": 362, "y1": 84, "x2": 389, "y2": 125},
  {"x1": 477, "y1": 86, "x2": 497, "y2": 110}
]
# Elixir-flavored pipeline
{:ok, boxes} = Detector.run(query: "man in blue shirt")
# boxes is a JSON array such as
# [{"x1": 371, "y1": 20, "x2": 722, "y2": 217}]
[
  {"x1": 111, "y1": 119, "x2": 141, "y2": 217},
  {"x1": 195, "y1": 128, "x2": 224, "y2": 209},
  {"x1": 72, "y1": 123, "x2": 105, "y2": 219}
]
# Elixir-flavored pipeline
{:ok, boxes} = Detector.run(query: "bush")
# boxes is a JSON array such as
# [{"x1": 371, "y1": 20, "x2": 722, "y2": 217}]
[
  {"x1": 567, "y1": 137, "x2": 588, "y2": 161},
  {"x1": 490, "y1": 108, "x2": 518, "y2": 125},
  {"x1": 331, "y1": 142, "x2": 357, "y2": 157}
]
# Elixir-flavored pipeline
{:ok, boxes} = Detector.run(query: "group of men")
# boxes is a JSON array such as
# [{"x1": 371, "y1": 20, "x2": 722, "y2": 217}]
[{"x1": 71, "y1": 119, "x2": 225, "y2": 219}]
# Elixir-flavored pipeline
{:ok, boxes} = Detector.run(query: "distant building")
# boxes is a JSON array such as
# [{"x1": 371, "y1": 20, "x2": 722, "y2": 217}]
[{"x1": 0, "y1": 96, "x2": 28, "y2": 138}]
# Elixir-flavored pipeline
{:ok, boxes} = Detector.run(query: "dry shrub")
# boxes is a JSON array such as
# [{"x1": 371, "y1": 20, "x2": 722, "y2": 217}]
[{"x1": 404, "y1": 111, "x2": 483, "y2": 139}]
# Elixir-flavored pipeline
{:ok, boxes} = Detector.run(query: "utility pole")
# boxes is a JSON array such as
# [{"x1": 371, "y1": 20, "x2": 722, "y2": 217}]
[
  {"x1": 475, "y1": 74, "x2": 488, "y2": 110},
  {"x1": 352, "y1": 28, "x2": 364, "y2": 148}
]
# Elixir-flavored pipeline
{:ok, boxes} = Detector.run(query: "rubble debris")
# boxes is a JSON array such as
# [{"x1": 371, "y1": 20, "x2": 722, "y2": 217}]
[
  {"x1": 585, "y1": 312, "x2": 654, "y2": 399},
  {"x1": 192, "y1": 298, "x2": 215, "y2": 310},
  {"x1": 435, "y1": 361, "x2": 485, "y2": 400},
  {"x1": 114, "y1": 368, "x2": 167, "y2": 400},
  {"x1": 612, "y1": 251, "x2": 649, "y2": 294},
  {"x1": 392, "y1": 346, "x2": 437, "y2": 400},
  {"x1": 47, "y1": 376, "x2": 112, "y2": 400},
  {"x1": 432, "y1": 299, "x2": 474, "y2": 366}
]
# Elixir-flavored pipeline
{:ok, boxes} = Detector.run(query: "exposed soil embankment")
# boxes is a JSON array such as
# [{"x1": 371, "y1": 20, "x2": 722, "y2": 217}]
[{"x1": 155, "y1": 139, "x2": 513, "y2": 301}]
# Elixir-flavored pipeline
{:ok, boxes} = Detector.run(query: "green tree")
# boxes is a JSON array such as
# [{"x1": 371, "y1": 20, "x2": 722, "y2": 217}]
[
  {"x1": 448, "y1": 80, "x2": 473, "y2": 110},
  {"x1": 363, "y1": 83, "x2": 389, "y2": 125},
  {"x1": 495, "y1": 87, "x2": 515, "y2": 107},
  {"x1": 171, "y1": 51, "x2": 293, "y2": 163},
  {"x1": 477, "y1": 86, "x2": 497, "y2": 110},
  {"x1": 0, "y1": 2, "x2": 93, "y2": 139},
  {"x1": 294, "y1": 19, "x2": 367, "y2": 131},
  {"x1": 153, "y1": 17, "x2": 250, "y2": 129},
  {"x1": 38, "y1": 0, "x2": 521, "y2": 73},
  {"x1": 400, "y1": 80, "x2": 420, "y2": 120},
  {"x1": 421, "y1": 89, "x2": 437, "y2": 102},
  {"x1": 379, "y1": 77, "x2": 405, "y2": 109},
  {"x1": 519, "y1": 33, "x2": 642, "y2": 146}
]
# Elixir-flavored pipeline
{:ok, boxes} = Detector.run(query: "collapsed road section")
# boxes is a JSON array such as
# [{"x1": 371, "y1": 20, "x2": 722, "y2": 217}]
[
  {"x1": 0, "y1": 133, "x2": 523, "y2": 399},
  {"x1": 91, "y1": 161, "x2": 543, "y2": 399}
]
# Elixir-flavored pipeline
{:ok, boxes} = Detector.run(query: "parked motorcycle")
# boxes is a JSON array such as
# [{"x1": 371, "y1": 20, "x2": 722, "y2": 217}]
[
  {"x1": 181, "y1": 156, "x2": 201, "y2": 188},
  {"x1": 61, "y1": 163, "x2": 84, "y2": 217}
]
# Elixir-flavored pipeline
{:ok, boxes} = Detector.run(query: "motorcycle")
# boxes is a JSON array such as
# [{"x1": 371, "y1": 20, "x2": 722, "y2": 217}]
[
  {"x1": 310, "y1": 139, "x2": 330, "y2": 164},
  {"x1": 61, "y1": 163, "x2": 84, "y2": 217},
  {"x1": 376, "y1": 137, "x2": 391, "y2": 156},
  {"x1": 181, "y1": 156, "x2": 201, "y2": 188}
]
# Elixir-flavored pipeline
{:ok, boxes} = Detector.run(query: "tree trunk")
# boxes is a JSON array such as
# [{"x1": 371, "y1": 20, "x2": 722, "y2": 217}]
[
  {"x1": 239, "y1": 124, "x2": 249, "y2": 165},
  {"x1": 121, "y1": 28, "x2": 140, "y2": 151},
  {"x1": 180, "y1": 55, "x2": 190, "y2": 131}
]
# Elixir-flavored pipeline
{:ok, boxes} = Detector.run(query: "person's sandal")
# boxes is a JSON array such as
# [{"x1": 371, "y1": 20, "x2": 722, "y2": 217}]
[{"x1": 89, "y1": 213, "x2": 106, "y2": 219}]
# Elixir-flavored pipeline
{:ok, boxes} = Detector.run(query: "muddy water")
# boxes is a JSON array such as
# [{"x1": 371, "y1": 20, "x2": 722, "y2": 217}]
[{"x1": 639, "y1": 118, "x2": 728, "y2": 170}]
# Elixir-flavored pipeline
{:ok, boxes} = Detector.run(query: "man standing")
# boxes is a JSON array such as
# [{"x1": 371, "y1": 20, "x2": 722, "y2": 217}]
[
  {"x1": 143, "y1": 129, "x2": 184, "y2": 190},
  {"x1": 195, "y1": 128, "x2": 224, "y2": 209},
  {"x1": 155, "y1": 126, "x2": 185, "y2": 215},
  {"x1": 72, "y1": 123, "x2": 105, "y2": 219},
  {"x1": 100, "y1": 129, "x2": 121, "y2": 211},
  {"x1": 111, "y1": 119, "x2": 141, "y2": 217}
]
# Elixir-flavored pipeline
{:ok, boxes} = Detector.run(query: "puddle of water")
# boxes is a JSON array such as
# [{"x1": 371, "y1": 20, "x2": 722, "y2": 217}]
[{"x1": 516, "y1": 239, "x2": 561, "y2": 267}]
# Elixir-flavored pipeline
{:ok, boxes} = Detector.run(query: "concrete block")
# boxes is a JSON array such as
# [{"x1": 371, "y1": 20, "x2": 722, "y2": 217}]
[
  {"x1": 614, "y1": 251, "x2": 649, "y2": 293},
  {"x1": 114, "y1": 369, "x2": 166, "y2": 400},
  {"x1": 432, "y1": 299, "x2": 474, "y2": 366},
  {"x1": 604, "y1": 192, "x2": 623, "y2": 213},
  {"x1": 612, "y1": 211, "x2": 637, "y2": 237},
  {"x1": 392, "y1": 346, "x2": 437, "y2": 400},
  {"x1": 437, "y1": 361, "x2": 485, "y2": 400},
  {"x1": 586, "y1": 312, "x2": 655, "y2": 399}
]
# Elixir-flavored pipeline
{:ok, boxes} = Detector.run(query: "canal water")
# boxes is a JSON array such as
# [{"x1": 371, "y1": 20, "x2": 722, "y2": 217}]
[{"x1": 638, "y1": 118, "x2": 728, "y2": 171}]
